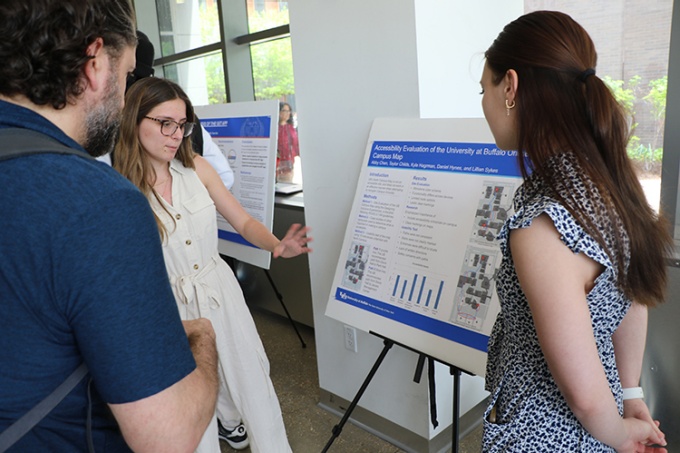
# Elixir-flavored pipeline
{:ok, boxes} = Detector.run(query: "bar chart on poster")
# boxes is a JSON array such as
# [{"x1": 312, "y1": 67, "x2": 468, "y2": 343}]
[
  {"x1": 390, "y1": 271, "x2": 445, "y2": 309},
  {"x1": 325, "y1": 118, "x2": 523, "y2": 376}
]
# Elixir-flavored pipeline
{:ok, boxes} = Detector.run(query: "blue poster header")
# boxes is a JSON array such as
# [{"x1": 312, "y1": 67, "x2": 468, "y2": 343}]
[
  {"x1": 201, "y1": 116, "x2": 272, "y2": 138},
  {"x1": 368, "y1": 141, "x2": 522, "y2": 178}
]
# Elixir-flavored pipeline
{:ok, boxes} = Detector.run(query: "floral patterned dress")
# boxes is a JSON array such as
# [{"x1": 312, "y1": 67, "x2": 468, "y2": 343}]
[{"x1": 483, "y1": 154, "x2": 631, "y2": 452}]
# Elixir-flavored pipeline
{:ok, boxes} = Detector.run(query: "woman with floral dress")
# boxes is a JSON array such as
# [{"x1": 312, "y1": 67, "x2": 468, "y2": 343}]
[{"x1": 480, "y1": 10, "x2": 671, "y2": 453}]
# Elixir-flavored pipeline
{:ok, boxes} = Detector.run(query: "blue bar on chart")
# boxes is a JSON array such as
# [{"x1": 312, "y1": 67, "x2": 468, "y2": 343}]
[
  {"x1": 409, "y1": 274, "x2": 418, "y2": 302},
  {"x1": 417, "y1": 276, "x2": 427, "y2": 304},
  {"x1": 393, "y1": 273, "x2": 442, "y2": 308},
  {"x1": 434, "y1": 280, "x2": 444, "y2": 310}
]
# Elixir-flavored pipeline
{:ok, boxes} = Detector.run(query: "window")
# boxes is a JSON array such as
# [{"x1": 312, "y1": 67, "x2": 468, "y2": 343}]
[
  {"x1": 251, "y1": 38, "x2": 295, "y2": 102},
  {"x1": 163, "y1": 51, "x2": 227, "y2": 105},
  {"x1": 245, "y1": 1, "x2": 296, "y2": 105},
  {"x1": 524, "y1": 1, "x2": 673, "y2": 212},
  {"x1": 150, "y1": 0, "x2": 226, "y2": 104},
  {"x1": 138, "y1": 0, "x2": 301, "y2": 182},
  {"x1": 146, "y1": 0, "x2": 296, "y2": 107},
  {"x1": 156, "y1": 0, "x2": 221, "y2": 57},
  {"x1": 244, "y1": 0, "x2": 301, "y2": 183},
  {"x1": 246, "y1": 0, "x2": 290, "y2": 33}
]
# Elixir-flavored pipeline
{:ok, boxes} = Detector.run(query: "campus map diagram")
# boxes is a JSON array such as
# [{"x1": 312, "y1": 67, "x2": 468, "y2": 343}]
[
  {"x1": 470, "y1": 180, "x2": 514, "y2": 244},
  {"x1": 342, "y1": 241, "x2": 369, "y2": 291},
  {"x1": 450, "y1": 180, "x2": 514, "y2": 331},
  {"x1": 450, "y1": 246, "x2": 499, "y2": 330}
]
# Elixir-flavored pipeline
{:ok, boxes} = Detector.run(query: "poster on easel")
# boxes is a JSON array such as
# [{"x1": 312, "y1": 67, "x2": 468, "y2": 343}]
[
  {"x1": 325, "y1": 118, "x2": 523, "y2": 377},
  {"x1": 195, "y1": 100, "x2": 278, "y2": 269}
]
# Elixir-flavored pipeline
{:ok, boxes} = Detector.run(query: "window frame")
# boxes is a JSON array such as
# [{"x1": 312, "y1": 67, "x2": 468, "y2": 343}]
[{"x1": 133, "y1": 0, "x2": 291, "y2": 103}]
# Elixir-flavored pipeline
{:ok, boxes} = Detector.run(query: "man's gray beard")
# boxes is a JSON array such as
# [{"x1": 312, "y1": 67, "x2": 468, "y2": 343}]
[{"x1": 83, "y1": 73, "x2": 123, "y2": 158}]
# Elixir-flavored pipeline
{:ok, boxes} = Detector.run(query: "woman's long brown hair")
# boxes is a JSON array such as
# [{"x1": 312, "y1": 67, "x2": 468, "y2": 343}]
[
  {"x1": 113, "y1": 77, "x2": 196, "y2": 241},
  {"x1": 485, "y1": 10, "x2": 672, "y2": 306}
]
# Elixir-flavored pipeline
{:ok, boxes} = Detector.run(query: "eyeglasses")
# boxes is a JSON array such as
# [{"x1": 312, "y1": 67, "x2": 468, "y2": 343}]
[
  {"x1": 144, "y1": 116, "x2": 195, "y2": 137},
  {"x1": 281, "y1": 109, "x2": 291, "y2": 113}
]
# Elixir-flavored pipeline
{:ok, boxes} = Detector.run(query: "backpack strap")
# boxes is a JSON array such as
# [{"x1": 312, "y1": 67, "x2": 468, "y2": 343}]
[
  {"x1": 0, "y1": 127, "x2": 93, "y2": 452},
  {"x1": 0, "y1": 127, "x2": 94, "y2": 162},
  {"x1": 0, "y1": 364, "x2": 89, "y2": 452}
]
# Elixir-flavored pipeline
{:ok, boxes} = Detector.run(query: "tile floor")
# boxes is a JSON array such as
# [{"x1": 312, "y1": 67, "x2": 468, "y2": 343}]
[{"x1": 219, "y1": 308, "x2": 483, "y2": 453}]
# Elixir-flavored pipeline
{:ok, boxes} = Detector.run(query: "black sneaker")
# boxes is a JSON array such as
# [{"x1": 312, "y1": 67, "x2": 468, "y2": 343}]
[{"x1": 217, "y1": 419, "x2": 250, "y2": 450}]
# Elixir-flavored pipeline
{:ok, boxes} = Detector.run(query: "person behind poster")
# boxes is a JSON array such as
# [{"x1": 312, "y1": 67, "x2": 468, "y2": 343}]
[
  {"x1": 114, "y1": 77, "x2": 312, "y2": 453},
  {"x1": 276, "y1": 102, "x2": 299, "y2": 183},
  {"x1": 479, "y1": 10, "x2": 671, "y2": 452}
]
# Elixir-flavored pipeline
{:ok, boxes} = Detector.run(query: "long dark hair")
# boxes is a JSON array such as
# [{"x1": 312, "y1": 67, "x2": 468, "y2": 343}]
[
  {"x1": 0, "y1": 0, "x2": 136, "y2": 109},
  {"x1": 114, "y1": 77, "x2": 196, "y2": 240},
  {"x1": 280, "y1": 102, "x2": 295, "y2": 125},
  {"x1": 485, "y1": 10, "x2": 671, "y2": 306}
]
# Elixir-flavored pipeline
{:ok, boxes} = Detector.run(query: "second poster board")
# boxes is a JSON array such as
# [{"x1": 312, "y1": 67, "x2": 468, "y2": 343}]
[{"x1": 195, "y1": 100, "x2": 278, "y2": 269}]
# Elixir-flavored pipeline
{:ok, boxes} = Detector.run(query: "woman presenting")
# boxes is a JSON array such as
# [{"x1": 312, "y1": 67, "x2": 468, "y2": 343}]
[{"x1": 114, "y1": 77, "x2": 311, "y2": 453}]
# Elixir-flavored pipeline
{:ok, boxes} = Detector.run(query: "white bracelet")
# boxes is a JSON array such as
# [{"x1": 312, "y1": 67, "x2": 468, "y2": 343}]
[{"x1": 622, "y1": 386, "x2": 644, "y2": 400}]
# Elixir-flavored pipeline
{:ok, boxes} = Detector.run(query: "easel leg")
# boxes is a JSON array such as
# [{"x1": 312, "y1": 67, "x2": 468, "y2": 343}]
[
  {"x1": 451, "y1": 367, "x2": 461, "y2": 453},
  {"x1": 263, "y1": 269, "x2": 306, "y2": 348},
  {"x1": 321, "y1": 339, "x2": 394, "y2": 453}
]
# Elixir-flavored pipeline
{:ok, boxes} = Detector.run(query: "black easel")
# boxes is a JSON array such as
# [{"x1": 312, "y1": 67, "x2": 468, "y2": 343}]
[
  {"x1": 451, "y1": 366, "x2": 462, "y2": 453},
  {"x1": 321, "y1": 336, "x2": 393, "y2": 453},
  {"x1": 321, "y1": 331, "x2": 471, "y2": 453},
  {"x1": 263, "y1": 268, "x2": 306, "y2": 348}
]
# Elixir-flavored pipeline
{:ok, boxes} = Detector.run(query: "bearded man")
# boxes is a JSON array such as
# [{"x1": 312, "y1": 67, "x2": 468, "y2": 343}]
[{"x1": 0, "y1": 1, "x2": 218, "y2": 452}]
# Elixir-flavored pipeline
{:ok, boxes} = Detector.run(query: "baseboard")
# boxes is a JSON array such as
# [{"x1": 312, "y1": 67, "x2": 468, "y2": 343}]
[{"x1": 318, "y1": 389, "x2": 488, "y2": 453}]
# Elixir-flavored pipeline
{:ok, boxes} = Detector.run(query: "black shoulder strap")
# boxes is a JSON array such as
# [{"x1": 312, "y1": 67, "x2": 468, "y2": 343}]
[
  {"x1": 0, "y1": 127, "x2": 93, "y2": 452},
  {"x1": 0, "y1": 364, "x2": 89, "y2": 452},
  {"x1": 0, "y1": 127, "x2": 94, "y2": 162}
]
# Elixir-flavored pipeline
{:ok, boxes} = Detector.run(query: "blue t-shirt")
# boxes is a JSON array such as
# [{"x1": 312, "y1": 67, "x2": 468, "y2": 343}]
[{"x1": 0, "y1": 100, "x2": 197, "y2": 452}]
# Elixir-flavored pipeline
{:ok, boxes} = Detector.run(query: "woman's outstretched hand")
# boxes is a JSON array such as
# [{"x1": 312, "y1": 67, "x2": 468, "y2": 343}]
[{"x1": 273, "y1": 223, "x2": 313, "y2": 258}]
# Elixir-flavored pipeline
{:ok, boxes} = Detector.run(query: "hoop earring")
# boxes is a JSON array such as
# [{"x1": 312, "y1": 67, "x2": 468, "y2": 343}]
[{"x1": 505, "y1": 99, "x2": 516, "y2": 116}]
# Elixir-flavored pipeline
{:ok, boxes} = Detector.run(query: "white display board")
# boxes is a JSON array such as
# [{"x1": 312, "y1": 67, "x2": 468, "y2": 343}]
[
  {"x1": 195, "y1": 100, "x2": 278, "y2": 269},
  {"x1": 325, "y1": 118, "x2": 523, "y2": 377}
]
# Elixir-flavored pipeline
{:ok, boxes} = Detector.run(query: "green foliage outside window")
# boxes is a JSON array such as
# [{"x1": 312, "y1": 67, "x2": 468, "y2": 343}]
[
  {"x1": 248, "y1": 6, "x2": 295, "y2": 101},
  {"x1": 198, "y1": 4, "x2": 294, "y2": 104},
  {"x1": 645, "y1": 76, "x2": 668, "y2": 151},
  {"x1": 199, "y1": 4, "x2": 227, "y2": 104},
  {"x1": 251, "y1": 38, "x2": 295, "y2": 101},
  {"x1": 603, "y1": 75, "x2": 667, "y2": 172}
]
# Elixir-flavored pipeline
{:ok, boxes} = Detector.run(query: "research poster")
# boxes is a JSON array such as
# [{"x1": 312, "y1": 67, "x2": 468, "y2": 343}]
[
  {"x1": 325, "y1": 118, "x2": 523, "y2": 376},
  {"x1": 194, "y1": 100, "x2": 278, "y2": 269}
]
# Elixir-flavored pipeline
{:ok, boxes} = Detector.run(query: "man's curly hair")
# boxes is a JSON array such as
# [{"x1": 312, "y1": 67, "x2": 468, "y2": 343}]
[{"x1": 0, "y1": 0, "x2": 136, "y2": 109}]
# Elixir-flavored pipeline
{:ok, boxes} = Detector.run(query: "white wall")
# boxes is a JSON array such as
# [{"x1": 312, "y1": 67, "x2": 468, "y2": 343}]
[
  {"x1": 415, "y1": 1, "x2": 523, "y2": 119},
  {"x1": 289, "y1": 0, "x2": 431, "y2": 435},
  {"x1": 289, "y1": 0, "x2": 522, "y2": 444},
  {"x1": 413, "y1": 0, "x2": 524, "y2": 431}
]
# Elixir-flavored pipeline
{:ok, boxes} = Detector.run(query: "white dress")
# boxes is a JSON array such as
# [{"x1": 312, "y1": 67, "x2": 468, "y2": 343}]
[{"x1": 151, "y1": 159, "x2": 292, "y2": 453}]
